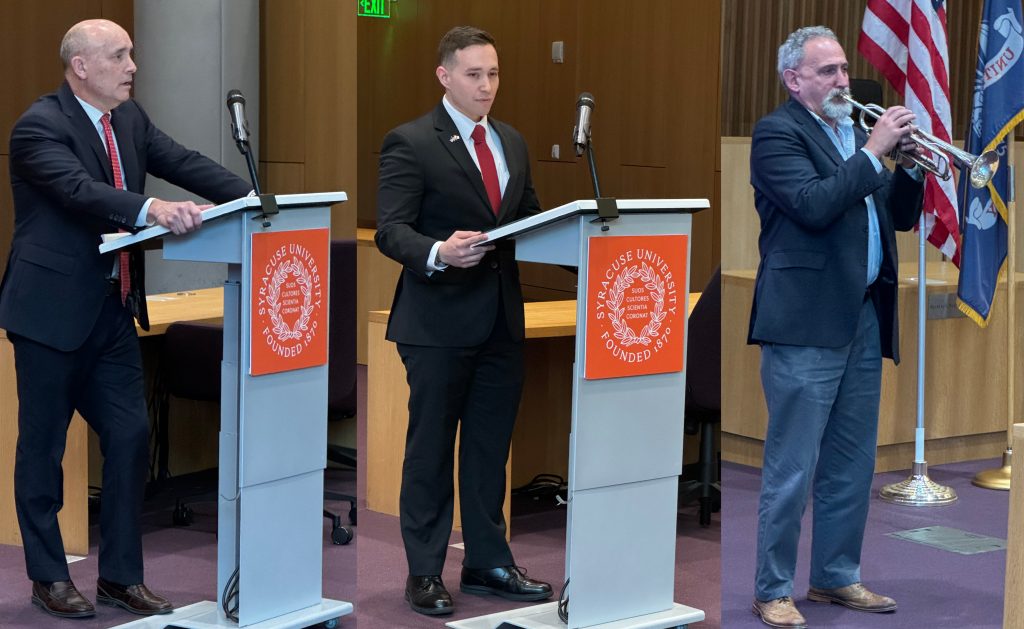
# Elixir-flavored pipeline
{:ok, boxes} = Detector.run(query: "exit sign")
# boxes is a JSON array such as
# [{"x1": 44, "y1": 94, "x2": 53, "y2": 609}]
[{"x1": 358, "y1": 0, "x2": 390, "y2": 18}]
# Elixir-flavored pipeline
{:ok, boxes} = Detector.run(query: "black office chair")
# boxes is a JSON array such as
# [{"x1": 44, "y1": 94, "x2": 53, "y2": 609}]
[
  {"x1": 324, "y1": 238, "x2": 358, "y2": 542},
  {"x1": 153, "y1": 239, "x2": 358, "y2": 545},
  {"x1": 679, "y1": 266, "x2": 721, "y2": 527}
]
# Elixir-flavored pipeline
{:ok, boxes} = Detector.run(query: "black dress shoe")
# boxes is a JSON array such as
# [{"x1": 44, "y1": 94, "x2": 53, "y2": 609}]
[
  {"x1": 460, "y1": 565, "x2": 553, "y2": 601},
  {"x1": 405, "y1": 575, "x2": 454, "y2": 616},
  {"x1": 96, "y1": 577, "x2": 173, "y2": 615},
  {"x1": 31, "y1": 580, "x2": 95, "y2": 618}
]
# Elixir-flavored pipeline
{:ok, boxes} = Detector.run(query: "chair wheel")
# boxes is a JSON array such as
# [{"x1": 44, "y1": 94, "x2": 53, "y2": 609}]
[
  {"x1": 331, "y1": 525, "x2": 352, "y2": 545},
  {"x1": 322, "y1": 618, "x2": 340, "y2": 628},
  {"x1": 172, "y1": 502, "x2": 194, "y2": 526},
  {"x1": 699, "y1": 497, "x2": 712, "y2": 527}
]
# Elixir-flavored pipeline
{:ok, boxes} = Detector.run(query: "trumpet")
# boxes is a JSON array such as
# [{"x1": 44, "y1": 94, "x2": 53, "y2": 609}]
[{"x1": 840, "y1": 94, "x2": 999, "y2": 189}]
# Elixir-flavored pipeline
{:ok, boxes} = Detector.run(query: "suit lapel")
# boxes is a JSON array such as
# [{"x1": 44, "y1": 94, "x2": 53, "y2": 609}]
[
  {"x1": 785, "y1": 99, "x2": 843, "y2": 168},
  {"x1": 57, "y1": 83, "x2": 115, "y2": 187},
  {"x1": 490, "y1": 120, "x2": 522, "y2": 222},
  {"x1": 433, "y1": 105, "x2": 498, "y2": 220}
]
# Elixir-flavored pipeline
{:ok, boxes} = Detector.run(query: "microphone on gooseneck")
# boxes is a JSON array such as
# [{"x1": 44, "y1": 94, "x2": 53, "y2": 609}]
[
  {"x1": 226, "y1": 89, "x2": 250, "y2": 148},
  {"x1": 572, "y1": 92, "x2": 595, "y2": 157},
  {"x1": 225, "y1": 89, "x2": 260, "y2": 195}
]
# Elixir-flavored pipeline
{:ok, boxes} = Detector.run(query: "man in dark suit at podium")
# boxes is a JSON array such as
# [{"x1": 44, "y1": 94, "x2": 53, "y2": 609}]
[
  {"x1": 375, "y1": 25, "x2": 552, "y2": 616},
  {"x1": 0, "y1": 19, "x2": 250, "y2": 619},
  {"x1": 746, "y1": 26, "x2": 924, "y2": 628}
]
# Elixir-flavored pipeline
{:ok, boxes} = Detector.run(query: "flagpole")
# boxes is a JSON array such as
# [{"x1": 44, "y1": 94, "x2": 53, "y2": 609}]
[
  {"x1": 879, "y1": 208, "x2": 957, "y2": 505},
  {"x1": 974, "y1": 138, "x2": 1015, "y2": 490}
]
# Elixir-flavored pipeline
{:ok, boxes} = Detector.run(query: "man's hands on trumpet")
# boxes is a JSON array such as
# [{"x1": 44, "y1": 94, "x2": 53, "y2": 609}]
[{"x1": 863, "y1": 105, "x2": 920, "y2": 169}]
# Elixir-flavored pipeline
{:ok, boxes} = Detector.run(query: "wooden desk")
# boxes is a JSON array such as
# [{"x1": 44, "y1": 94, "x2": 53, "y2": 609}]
[
  {"x1": 0, "y1": 288, "x2": 225, "y2": 555},
  {"x1": 366, "y1": 294, "x2": 699, "y2": 532},
  {"x1": 140, "y1": 287, "x2": 223, "y2": 335},
  {"x1": 722, "y1": 262, "x2": 1016, "y2": 470},
  {"x1": 356, "y1": 228, "x2": 401, "y2": 365}
]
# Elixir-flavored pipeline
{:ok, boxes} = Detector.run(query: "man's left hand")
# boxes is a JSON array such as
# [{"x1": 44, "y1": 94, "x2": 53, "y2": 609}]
[{"x1": 147, "y1": 199, "x2": 211, "y2": 235}]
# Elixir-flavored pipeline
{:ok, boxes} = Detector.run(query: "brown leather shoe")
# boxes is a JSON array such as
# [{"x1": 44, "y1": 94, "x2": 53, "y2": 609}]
[
  {"x1": 31, "y1": 580, "x2": 95, "y2": 618},
  {"x1": 752, "y1": 596, "x2": 807, "y2": 628},
  {"x1": 807, "y1": 582, "x2": 897, "y2": 612},
  {"x1": 96, "y1": 577, "x2": 173, "y2": 615}
]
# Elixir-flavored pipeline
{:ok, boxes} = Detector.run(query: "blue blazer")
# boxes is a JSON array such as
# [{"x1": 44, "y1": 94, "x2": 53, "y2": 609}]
[
  {"x1": 746, "y1": 98, "x2": 924, "y2": 363},
  {"x1": 0, "y1": 81, "x2": 251, "y2": 351}
]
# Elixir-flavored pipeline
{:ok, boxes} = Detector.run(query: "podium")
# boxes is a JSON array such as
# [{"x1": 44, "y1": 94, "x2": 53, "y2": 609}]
[
  {"x1": 102, "y1": 193, "x2": 353, "y2": 628},
  {"x1": 449, "y1": 199, "x2": 707, "y2": 629}
]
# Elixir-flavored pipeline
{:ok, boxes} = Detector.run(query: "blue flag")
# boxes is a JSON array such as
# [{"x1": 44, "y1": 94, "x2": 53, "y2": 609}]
[{"x1": 958, "y1": 0, "x2": 1024, "y2": 325}]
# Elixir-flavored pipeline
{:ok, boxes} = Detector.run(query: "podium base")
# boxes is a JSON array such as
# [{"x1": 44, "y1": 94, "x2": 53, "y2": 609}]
[
  {"x1": 446, "y1": 601, "x2": 704, "y2": 629},
  {"x1": 108, "y1": 598, "x2": 353, "y2": 629}
]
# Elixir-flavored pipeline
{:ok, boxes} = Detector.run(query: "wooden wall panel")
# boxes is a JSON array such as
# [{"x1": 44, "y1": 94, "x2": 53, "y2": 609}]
[
  {"x1": 721, "y1": 0, "x2": 992, "y2": 139},
  {"x1": 0, "y1": 1, "x2": 102, "y2": 145},
  {"x1": 357, "y1": 0, "x2": 722, "y2": 290},
  {"x1": 304, "y1": 0, "x2": 357, "y2": 238},
  {"x1": 261, "y1": 162, "x2": 306, "y2": 194},
  {"x1": 260, "y1": 0, "x2": 305, "y2": 164},
  {"x1": 260, "y1": 0, "x2": 356, "y2": 238}
]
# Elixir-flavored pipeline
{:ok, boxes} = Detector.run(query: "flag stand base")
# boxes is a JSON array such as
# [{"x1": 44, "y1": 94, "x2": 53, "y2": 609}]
[
  {"x1": 879, "y1": 461, "x2": 958, "y2": 506},
  {"x1": 972, "y1": 449, "x2": 1012, "y2": 490}
]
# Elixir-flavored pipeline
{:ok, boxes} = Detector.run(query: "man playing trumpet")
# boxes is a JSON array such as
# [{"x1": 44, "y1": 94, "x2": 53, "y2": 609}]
[{"x1": 747, "y1": 25, "x2": 925, "y2": 628}]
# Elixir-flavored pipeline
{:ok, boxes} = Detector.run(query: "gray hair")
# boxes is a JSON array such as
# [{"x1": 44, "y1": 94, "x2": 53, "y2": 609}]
[{"x1": 777, "y1": 26, "x2": 838, "y2": 85}]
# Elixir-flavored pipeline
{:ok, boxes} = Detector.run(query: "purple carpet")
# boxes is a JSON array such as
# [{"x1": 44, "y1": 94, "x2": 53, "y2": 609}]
[
  {"x1": 0, "y1": 365, "x2": 720, "y2": 628},
  {"x1": 352, "y1": 357, "x2": 721, "y2": 629},
  {"x1": 722, "y1": 459, "x2": 1009, "y2": 628},
  {"x1": 352, "y1": 497, "x2": 720, "y2": 629},
  {"x1": 0, "y1": 466, "x2": 356, "y2": 629}
]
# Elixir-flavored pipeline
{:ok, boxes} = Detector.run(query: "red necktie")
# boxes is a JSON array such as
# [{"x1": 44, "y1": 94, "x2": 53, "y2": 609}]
[
  {"x1": 471, "y1": 124, "x2": 501, "y2": 215},
  {"x1": 100, "y1": 113, "x2": 130, "y2": 305}
]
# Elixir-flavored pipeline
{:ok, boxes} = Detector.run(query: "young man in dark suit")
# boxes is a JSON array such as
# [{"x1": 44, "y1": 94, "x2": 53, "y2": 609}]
[
  {"x1": 0, "y1": 19, "x2": 251, "y2": 619},
  {"x1": 747, "y1": 25, "x2": 925, "y2": 629},
  {"x1": 375, "y1": 25, "x2": 553, "y2": 617}
]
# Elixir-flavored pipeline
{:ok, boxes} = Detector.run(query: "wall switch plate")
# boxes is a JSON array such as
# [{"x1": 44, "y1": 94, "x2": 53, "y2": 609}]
[{"x1": 552, "y1": 41, "x2": 564, "y2": 63}]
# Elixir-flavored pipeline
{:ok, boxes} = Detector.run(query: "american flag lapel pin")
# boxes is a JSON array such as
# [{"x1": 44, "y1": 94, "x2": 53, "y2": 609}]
[{"x1": 449, "y1": 134, "x2": 460, "y2": 143}]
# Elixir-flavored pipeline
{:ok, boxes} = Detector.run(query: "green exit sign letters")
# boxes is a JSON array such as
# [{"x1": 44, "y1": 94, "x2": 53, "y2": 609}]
[{"x1": 358, "y1": 0, "x2": 390, "y2": 19}]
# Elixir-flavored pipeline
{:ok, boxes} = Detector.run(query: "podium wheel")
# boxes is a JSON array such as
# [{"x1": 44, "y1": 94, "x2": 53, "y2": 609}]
[{"x1": 331, "y1": 525, "x2": 353, "y2": 545}]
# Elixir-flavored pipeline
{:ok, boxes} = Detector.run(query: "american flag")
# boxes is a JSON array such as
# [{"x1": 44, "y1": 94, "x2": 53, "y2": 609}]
[{"x1": 859, "y1": 0, "x2": 960, "y2": 266}]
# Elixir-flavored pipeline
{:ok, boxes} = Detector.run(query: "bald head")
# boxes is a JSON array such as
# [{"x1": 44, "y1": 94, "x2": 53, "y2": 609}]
[
  {"x1": 60, "y1": 19, "x2": 136, "y2": 112},
  {"x1": 61, "y1": 20, "x2": 126, "y2": 70}
]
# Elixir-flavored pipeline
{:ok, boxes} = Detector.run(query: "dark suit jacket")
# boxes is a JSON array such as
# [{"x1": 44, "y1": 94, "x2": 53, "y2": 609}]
[
  {"x1": 375, "y1": 102, "x2": 542, "y2": 347},
  {"x1": 747, "y1": 98, "x2": 924, "y2": 363},
  {"x1": 0, "y1": 82, "x2": 251, "y2": 352}
]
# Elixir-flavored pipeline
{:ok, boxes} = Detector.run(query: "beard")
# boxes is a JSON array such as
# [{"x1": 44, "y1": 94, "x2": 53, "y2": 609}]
[{"x1": 821, "y1": 88, "x2": 853, "y2": 121}]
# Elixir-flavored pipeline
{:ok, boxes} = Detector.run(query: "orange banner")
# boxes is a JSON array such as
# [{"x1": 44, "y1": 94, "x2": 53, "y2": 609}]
[
  {"x1": 250, "y1": 229, "x2": 330, "y2": 376},
  {"x1": 584, "y1": 234, "x2": 688, "y2": 380}
]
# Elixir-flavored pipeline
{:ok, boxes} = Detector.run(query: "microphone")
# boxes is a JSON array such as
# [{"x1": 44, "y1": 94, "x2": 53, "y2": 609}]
[
  {"x1": 572, "y1": 92, "x2": 595, "y2": 157},
  {"x1": 226, "y1": 89, "x2": 250, "y2": 147}
]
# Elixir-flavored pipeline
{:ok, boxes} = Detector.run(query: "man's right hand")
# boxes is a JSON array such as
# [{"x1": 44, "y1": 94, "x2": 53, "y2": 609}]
[
  {"x1": 863, "y1": 106, "x2": 916, "y2": 161},
  {"x1": 148, "y1": 199, "x2": 211, "y2": 235},
  {"x1": 437, "y1": 230, "x2": 494, "y2": 268}
]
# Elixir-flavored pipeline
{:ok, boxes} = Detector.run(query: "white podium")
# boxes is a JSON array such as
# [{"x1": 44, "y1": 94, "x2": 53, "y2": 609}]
[
  {"x1": 450, "y1": 199, "x2": 707, "y2": 629},
  {"x1": 103, "y1": 193, "x2": 353, "y2": 629}
]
